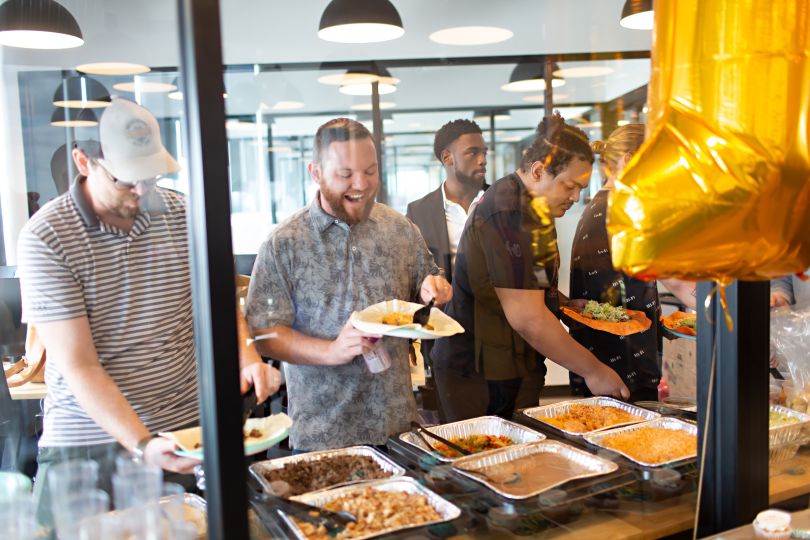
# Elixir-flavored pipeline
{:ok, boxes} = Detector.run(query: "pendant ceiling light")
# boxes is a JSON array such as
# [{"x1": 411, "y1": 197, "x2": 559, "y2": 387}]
[
  {"x1": 474, "y1": 110, "x2": 511, "y2": 123},
  {"x1": 50, "y1": 107, "x2": 97, "y2": 127},
  {"x1": 620, "y1": 0, "x2": 653, "y2": 30},
  {"x1": 0, "y1": 0, "x2": 83, "y2": 49},
  {"x1": 501, "y1": 60, "x2": 565, "y2": 93},
  {"x1": 318, "y1": 0, "x2": 404, "y2": 44},
  {"x1": 52, "y1": 75, "x2": 110, "y2": 108},
  {"x1": 167, "y1": 76, "x2": 228, "y2": 101},
  {"x1": 338, "y1": 68, "x2": 398, "y2": 96}
]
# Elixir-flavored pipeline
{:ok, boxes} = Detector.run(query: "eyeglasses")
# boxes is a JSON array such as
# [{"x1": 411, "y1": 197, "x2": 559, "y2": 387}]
[{"x1": 97, "y1": 164, "x2": 161, "y2": 191}]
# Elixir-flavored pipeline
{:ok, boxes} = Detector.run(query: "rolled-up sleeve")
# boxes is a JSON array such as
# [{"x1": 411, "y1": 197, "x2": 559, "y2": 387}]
[{"x1": 245, "y1": 235, "x2": 295, "y2": 332}]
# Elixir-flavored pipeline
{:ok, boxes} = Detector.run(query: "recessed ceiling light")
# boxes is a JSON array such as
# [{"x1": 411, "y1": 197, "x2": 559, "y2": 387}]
[
  {"x1": 272, "y1": 101, "x2": 305, "y2": 110},
  {"x1": 113, "y1": 80, "x2": 177, "y2": 93},
  {"x1": 318, "y1": 0, "x2": 404, "y2": 44},
  {"x1": 76, "y1": 62, "x2": 151, "y2": 76},
  {"x1": 340, "y1": 83, "x2": 397, "y2": 96},
  {"x1": 350, "y1": 101, "x2": 396, "y2": 111},
  {"x1": 429, "y1": 26, "x2": 513, "y2": 46},
  {"x1": 617, "y1": 120, "x2": 630, "y2": 126},
  {"x1": 552, "y1": 66, "x2": 614, "y2": 78}
]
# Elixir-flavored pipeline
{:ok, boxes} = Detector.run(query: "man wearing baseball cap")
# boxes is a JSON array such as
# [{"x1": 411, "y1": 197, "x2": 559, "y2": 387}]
[{"x1": 17, "y1": 98, "x2": 279, "y2": 517}]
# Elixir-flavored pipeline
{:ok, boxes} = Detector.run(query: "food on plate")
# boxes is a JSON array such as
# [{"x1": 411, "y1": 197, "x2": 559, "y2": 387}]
[
  {"x1": 539, "y1": 405, "x2": 644, "y2": 433},
  {"x1": 661, "y1": 311, "x2": 697, "y2": 336},
  {"x1": 245, "y1": 428, "x2": 263, "y2": 439},
  {"x1": 381, "y1": 312, "x2": 433, "y2": 331},
  {"x1": 192, "y1": 428, "x2": 264, "y2": 450},
  {"x1": 582, "y1": 300, "x2": 630, "y2": 322},
  {"x1": 560, "y1": 303, "x2": 651, "y2": 336},
  {"x1": 292, "y1": 488, "x2": 441, "y2": 540},
  {"x1": 261, "y1": 455, "x2": 392, "y2": 496},
  {"x1": 432, "y1": 434, "x2": 514, "y2": 458},
  {"x1": 769, "y1": 410, "x2": 800, "y2": 428},
  {"x1": 599, "y1": 427, "x2": 697, "y2": 464}
]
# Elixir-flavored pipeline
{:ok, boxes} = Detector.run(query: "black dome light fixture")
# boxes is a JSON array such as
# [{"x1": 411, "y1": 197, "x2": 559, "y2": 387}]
[
  {"x1": 0, "y1": 0, "x2": 83, "y2": 49},
  {"x1": 50, "y1": 107, "x2": 98, "y2": 127},
  {"x1": 338, "y1": 67, "x2": 398, "y2": 96},
  {"x1": 52, "y1": 75, "x2": 110, "y2": 108},
  {"x1": 501, "y1": 60, "x2": 565, "y2": 93},
  {"x1": 620, "y1": 0, "x2": 653, "y2": 30},
  {"x1": 318, "y1": 0, "x2": 404, "y2": 44}
]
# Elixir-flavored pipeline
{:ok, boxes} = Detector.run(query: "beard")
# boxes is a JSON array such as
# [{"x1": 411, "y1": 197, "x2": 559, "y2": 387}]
[
  {"x1": 455, "y1": 168, "x2": 485, "y2": 189},
  {"x1": 319, "y1": 184, "x2": 376, "y2": 225}
]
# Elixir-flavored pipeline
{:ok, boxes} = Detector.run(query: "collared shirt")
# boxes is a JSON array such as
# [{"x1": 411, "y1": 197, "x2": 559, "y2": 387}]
[
  {"x1": 246, "y1": 195, "x2": 438, "y2": 450},
  {"x1": 17, "y1": 178, "x2": 198, "y2": 447},
  {"x1": 441, "y1": 182, "x2": 484, "y2": 272}
]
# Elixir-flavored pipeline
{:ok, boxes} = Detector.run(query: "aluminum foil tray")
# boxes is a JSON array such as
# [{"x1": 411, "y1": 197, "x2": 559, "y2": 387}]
[
  {"x1": 523, "y1": 396, "x2": 660, "y2": 436},
  {"x1": 281, "y1": 477, "x2": 461, "y2": 540},
  {"x1": 249, "y1": 445, "x2": 406, "y2": 496},
  {"x1": 451, "y1": 440, "x2": 618, "y2": 500},
  {"x1": 769, "y1": 404, "x2": 810, "y2": 447},
  {"x1": 584, "y1": 417, "x2": 697, "y2": 467},
  {"x1": 398, "y1": 415, "x2": 545, "y2": 462}
]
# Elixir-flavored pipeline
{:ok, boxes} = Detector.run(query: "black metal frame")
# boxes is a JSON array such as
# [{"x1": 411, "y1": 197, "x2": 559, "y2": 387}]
[
  {"x1": 696, "y1": 281, "x2": 770, "y2": 535},
  {"x1": 176, "y1": 0, "x2": 248, "y2": 538}
]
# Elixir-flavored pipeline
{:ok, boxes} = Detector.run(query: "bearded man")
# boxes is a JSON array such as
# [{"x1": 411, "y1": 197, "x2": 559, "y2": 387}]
[{"x1": 245, "y1": 118, "x2": 451, "y2": 451}]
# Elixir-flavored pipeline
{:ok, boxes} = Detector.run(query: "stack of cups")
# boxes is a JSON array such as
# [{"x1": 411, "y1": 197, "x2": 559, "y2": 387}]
[
  {"x1": 48, "y1": 459, "x2": 113, "y2": 539},
  {"x1": 113, "y1": 452, "x2": 198, "y2": 539}
]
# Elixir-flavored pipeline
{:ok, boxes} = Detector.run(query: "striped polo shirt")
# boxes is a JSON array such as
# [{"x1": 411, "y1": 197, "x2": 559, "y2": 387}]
[{"x1": 17, "y1": 179, "x2": 199, "y2": 447}]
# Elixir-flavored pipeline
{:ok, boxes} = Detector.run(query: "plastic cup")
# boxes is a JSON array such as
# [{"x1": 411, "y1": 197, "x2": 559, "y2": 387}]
[
  {"x1": 48, "y1": 459, "x2": 99, "y2": 501},
  {"x1": 160, "y1": 482, "x2": 186, "y2": 523},
  {"x1": 0, "y1": 494, "x2": 38, "y2": 540},
  {"x1": 112, "y1": 464, "x2": 162, "y2": 510},
  {"x1": 363, "y1": 338, "x2": 391, "y2": 374},
  {"x1": 53, "y1": 488, "x2": 109, "y2": 539}
]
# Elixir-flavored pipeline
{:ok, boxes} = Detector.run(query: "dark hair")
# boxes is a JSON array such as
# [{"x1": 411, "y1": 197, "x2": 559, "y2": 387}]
[
  {"x1": 313, "y1": 117, "x2": 374, "y2": 164},
  {"x1": 520, "y1": 113, "x2": 594, "y2": 176},
  {"x1": 433, "y1": 119, "x2": 483, "y2": 161}
]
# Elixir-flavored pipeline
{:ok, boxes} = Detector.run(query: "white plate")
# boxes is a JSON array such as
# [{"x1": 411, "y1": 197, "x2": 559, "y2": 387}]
[
  {"x1": 350, "y1": 299, "x2": 464, "y2": 340},
  {"x1": 159, "y1": 414, "x2": 292, "y2": 459}
]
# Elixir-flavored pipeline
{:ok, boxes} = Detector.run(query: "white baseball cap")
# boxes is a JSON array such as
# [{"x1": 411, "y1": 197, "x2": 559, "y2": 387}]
[{"x1": 96, "y1": 98, "x2": 180, "y2": 183}]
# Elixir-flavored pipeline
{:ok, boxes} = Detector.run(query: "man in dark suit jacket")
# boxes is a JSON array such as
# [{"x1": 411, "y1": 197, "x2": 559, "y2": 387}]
[
  {"x1": 406, "y1": 119, "x2": 488, "y2": 420},
  {"x1": 406, "y1": 119, "x2": 488, "y2": 282}
]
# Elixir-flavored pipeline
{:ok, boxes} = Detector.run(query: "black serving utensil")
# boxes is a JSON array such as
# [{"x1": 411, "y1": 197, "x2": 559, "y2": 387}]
[
  {"x1": 242, "y1": 386, "x2": 259, "y2": 426},
  {"x1": 411, "y1": 298, "x2": 435, "y2": 327},
  {"x1": 250, "y1": 492, "x2": 356, "y2": 535},
  {"x1": 410, "y1": 421, "x2": 471, "y2": 456}
]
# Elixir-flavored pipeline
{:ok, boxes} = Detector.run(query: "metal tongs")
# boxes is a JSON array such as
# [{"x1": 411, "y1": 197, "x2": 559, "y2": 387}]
[
  {"x1": 410, "y1": 421, "x2": 471, "y2": 456},
  {"x1": 249, "y1": 492, "x2": 356, "y2": 536}
]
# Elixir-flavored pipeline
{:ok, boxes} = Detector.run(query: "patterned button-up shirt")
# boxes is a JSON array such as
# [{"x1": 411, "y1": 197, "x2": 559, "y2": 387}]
[{"x1": 246, "y1": 196, "x2": 438, "y2": 450}]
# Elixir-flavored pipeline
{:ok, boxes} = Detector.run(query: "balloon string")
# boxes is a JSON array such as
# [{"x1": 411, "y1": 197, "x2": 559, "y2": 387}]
[
  {"x1": 704, "y1": 283, "x2": 734, "y2": 332},
  {"x1": 693, "y1": 333, "x2": 717, "y2": 540}
]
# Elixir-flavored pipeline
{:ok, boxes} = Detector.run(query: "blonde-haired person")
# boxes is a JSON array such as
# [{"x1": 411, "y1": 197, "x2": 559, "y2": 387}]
[{"x1": 567, "y1": 124, "x2": 694, "y2": 402}]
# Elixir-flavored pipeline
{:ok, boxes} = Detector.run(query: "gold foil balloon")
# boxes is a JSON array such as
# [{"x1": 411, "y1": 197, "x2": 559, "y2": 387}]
[{"x1": 608, "y1": 0, "x2": 810, "y2": 283}]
